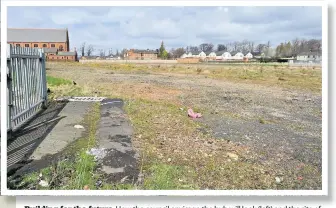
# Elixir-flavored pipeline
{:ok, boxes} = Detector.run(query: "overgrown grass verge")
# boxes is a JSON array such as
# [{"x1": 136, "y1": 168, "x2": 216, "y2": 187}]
[
  {"x1": 20, "y1": 102, "x2": 100, "y2": 190},
  {"x1": 47, "y1": 76, "x2": 72, "y2": 86}
]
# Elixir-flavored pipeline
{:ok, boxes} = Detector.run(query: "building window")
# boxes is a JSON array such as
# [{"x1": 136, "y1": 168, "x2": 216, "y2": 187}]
[
  {"x1": 51, "y1": 44, "x2": 55, "y2": 47},
  {"x1": 34, "y1": 44, "x2": 38, "y2": 48},
  {"x1": 43, "y1": 44, "x2": 47, "y2": 47},
  {"x1": 59, "y1": 45, "x2": 64, "y2": 51},
  {"x1": 16, "y1": 44, "x2": 20, "y2": 47},
  {"x1": 25, "y1": 44, "x2": 29, "y2": 47}
]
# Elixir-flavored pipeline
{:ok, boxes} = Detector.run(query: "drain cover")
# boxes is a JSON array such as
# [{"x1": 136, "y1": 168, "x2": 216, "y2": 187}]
[{"x1": 55, "y1": 97, "x2": 106, "y2": 102}]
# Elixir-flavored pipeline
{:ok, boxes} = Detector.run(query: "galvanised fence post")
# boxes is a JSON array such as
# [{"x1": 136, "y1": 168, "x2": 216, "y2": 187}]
[
  {"x1": 7, "y1": 44, "x2": 13, "y2": 135},
  {"x1": 39, "y1": 48, "x2": 48, "y2": 109}
]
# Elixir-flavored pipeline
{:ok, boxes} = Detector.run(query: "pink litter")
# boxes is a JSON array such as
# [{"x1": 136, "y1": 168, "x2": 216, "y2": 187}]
[{"x1": 188, "y1": 108, "x2": 202, "y2": 118}]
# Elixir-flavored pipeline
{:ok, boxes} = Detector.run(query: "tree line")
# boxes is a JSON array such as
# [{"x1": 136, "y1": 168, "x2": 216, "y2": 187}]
[{"x1": 78, "y1": 38, "x2": 321, "y2": 59}]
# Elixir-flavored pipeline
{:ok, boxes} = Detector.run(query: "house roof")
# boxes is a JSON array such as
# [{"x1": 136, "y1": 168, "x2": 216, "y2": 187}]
[
  {"x1": 43, "y1": 47, "x2": 58, "y2": 53},
  {"x1": 131, "y1": 49, "x2": 158, "y2": 54},
  {"x1": 205, "y1": 51, "x2": 215, "y2": 55},
  {"x1": 215, "y1": 50, "x2": 227, "y2": 56},
  {"x1": 58, "y1": 51, "x2": 76, "y2": 56},
  {"x1": 81, "y1": 56, "x2": 99, "y2": 59},
  {"x1": 191, "y1": 51, "x2": 202, "y2": 55},
  {"x1": 230, "y1": 51, "x2": 240, "y2": 55},
  {"x1": 251, "y1": 52, "x2": 262, "y2": 56},
  {"x1": 4, "y1": 28, "x2": 68, "y2": 42}
]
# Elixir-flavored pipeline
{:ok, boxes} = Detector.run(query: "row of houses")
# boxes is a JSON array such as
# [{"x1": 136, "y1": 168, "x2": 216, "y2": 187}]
[
  {"x1": 181, "y1": 50, "x2": 323, "y2": 62},
  {"x1": 180, "y1": 50, "x2": 255, "y2": 60},
  {"x1": 296, "y1": 51, "x2": 322, "y2": 62}
]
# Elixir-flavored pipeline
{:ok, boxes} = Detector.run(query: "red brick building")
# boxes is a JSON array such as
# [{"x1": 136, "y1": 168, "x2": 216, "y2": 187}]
[
  {"x1": 5, "y1": 28, "x2": 77, "y2": 61},
  {"x1": 126, "y1": 49, "x2": 158, "y2": 60}
]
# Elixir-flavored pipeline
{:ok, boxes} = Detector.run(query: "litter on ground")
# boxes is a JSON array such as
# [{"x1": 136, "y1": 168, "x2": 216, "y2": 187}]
[
  {"x1": 188, "y1": 108, "x2": 202, "y2": 119},
  {"x1": 86, "y1": 148, "x2": 107, "y2": 160},
  {"x1": 74, "y1": 124, "x2": 84, "y2": 129}
]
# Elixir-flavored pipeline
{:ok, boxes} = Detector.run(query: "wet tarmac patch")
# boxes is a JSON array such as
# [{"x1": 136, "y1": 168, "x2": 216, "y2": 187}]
[{"x1": 95, "y1": 98, "x2": 140, "y2": 185}]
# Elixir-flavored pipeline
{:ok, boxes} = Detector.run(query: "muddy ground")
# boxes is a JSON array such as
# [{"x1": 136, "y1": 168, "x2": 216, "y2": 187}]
[{"x1": 43, "y1": 64, "x2": 322, "y2": 189}]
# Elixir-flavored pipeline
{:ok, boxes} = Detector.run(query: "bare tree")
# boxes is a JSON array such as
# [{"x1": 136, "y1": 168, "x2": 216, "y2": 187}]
[
  {"x1": 189, "y1": 46, "x2": 199, "y2": 53},
  {"x1": 233, "y1": 41, "x2": 239, "y2": 52},
  {"x1": 80, "y1": 42, "x2": 86, "y2": 57},
  {"x1": 291, "y1": 38, "x2": 300, "y2": 56},
  {"x1": 217, "y1": 44, "x2": 227, "y2": 51},
  {"x1": 266, "y1": 47, "x2": 276, "y2": 57},
  {"x1": 120, "y1": 48, "x2": 128, "y2": 58},
  {"x1": 299, "y1": 39, "x2": 308, "y2": 53},
  {"x1": 307, "y1": 39, "x2": 322, "y2": 52},
  {"x1": 99, "y1": 49, "x2": 105, "y2": 57},
  {"x1": 256, "y1": 43, "x2": 266, "y2": 53},
  {"x1": 248, "y1": 42, "x2": 255, "y2": 52},
  {"x1": 263, "y1": 41, "x2": 271, "y2": 57},
  {"x1": 199, "y1": 43, "x2": 214, "y2": 52},
  {"x1": 86, "y1": 45, "x2": 95, "y2": 56},
  {"x1": 226, "y1": 42, "x2": 234, "y2": 52},
  {"x1": 241, "y1": 40, "x2": 250, "y2": 54},
  {"x1": 172, "y1": 47, "x2": 185, "y2": 58},
  {"x1": 107, "y1": 48, "x2": 113, "y2": 56}
]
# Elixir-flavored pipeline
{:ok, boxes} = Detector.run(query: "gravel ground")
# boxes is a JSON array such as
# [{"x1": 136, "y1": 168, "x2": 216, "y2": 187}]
[{"x1": 47, "y1": 66, "x2": 322, "y2": 189}]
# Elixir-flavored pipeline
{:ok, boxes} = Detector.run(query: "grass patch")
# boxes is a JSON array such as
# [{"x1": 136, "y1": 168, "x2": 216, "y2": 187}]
[
  {"x1": 143, "y1": 164, "x2": 197, "y2": 190},
  {"x1": 47, "y1": 76, "x2": 72, "y2": 86}
]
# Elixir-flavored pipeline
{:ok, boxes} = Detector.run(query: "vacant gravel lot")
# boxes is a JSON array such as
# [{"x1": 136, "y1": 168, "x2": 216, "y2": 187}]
[{"x1": 44, "y1": 62, "x2": 322, "y2": 190}]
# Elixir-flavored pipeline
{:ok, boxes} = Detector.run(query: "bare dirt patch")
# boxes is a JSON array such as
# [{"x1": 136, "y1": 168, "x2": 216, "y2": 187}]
[{"x1": 44, "y1": 62, "x2": 322, "y2": 190}]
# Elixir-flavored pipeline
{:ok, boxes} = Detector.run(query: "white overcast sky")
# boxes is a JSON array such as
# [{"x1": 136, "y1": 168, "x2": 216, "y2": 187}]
[{"x1": 5, "y1": 6, "x2": 322, "y2": 54}]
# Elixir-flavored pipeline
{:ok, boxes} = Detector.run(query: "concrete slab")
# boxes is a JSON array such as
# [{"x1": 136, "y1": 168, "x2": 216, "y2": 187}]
[
  {"x1": 93, "y1": 98, "x2": 140, "y2": 184},
  {"x1": 29, "y1": 102, "x2": 93, "y2": 160},
  {"x1": 7, "y1": 98, "x2": 140, "y2": 188},
  {"x1": 7, "y1": 101, "x2": 93, "y2": 175}
]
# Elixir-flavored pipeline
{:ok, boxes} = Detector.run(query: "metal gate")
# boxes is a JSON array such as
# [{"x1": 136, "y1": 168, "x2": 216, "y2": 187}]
[{"x1": 6, "y1": 44, "x2": 48, "y2": 133}]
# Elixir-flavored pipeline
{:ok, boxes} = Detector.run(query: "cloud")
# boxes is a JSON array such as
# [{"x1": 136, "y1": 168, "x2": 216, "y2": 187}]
[{"x1": 7, "y1": 6, "x2": 322, "y2": 54}]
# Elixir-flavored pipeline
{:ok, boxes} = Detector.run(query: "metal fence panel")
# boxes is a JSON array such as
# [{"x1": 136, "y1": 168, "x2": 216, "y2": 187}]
[{"x1": 7, "y1": 44, "x2": 47, "y2": 132}]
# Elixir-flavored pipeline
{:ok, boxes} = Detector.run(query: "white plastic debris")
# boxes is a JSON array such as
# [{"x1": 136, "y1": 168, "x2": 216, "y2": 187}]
[
  {"x1": 120, "y1": 176, "x2": 129, "y2": 183},
  {"x1": 86, "y1": 148, "x2": 107, "y2": 160},
  {"x1": 74, "y1": 125, "x2": 84, "y2": 129},
  {"x1": 275, "y1": 177, "x2": 282, "y2": 184},
  {"x1": 39, "y1": 180, "x2": 49, "y2": 187}
]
